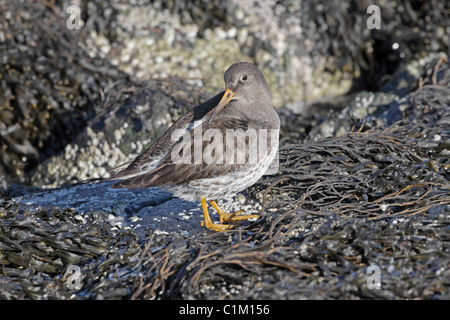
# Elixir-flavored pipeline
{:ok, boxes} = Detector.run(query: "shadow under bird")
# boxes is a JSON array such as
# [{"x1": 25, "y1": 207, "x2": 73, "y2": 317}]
[{"x1": 110, "y1": 62, "x2": 280, "y2": 231}]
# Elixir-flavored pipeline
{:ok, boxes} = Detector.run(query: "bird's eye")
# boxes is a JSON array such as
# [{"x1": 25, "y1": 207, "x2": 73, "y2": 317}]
[{"x1": 240, "y1": 75, "x2": 248, "y2": 81}]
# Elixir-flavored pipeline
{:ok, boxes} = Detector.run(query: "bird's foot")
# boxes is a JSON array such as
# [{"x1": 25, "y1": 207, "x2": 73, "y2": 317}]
[
  {"x1": 200, "y1": 198, "x2": 233, "y2": 231},
  {"x1": 200, "y1": 198, "x2": 258, "y2": 231},
  {"x1": 200, "y1": 219, "x2": 233, "y2": 232},
  {"x1": 209, "y1": 200, "x2": 259, "y2": 223}
]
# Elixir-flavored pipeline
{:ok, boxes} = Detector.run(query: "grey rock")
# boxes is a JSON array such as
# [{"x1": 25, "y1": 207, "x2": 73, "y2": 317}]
[
  {"x1": 30, "y1": 79, "x2": 210, "y2": 188},
  {"x1": 12, "y1": 180, "x2": 258, "y2": 239}
]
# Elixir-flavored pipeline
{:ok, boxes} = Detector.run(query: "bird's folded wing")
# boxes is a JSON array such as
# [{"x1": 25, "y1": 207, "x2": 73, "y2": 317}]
[
  {"x1": 110, "y1": 92, "x2": 224, "y2": 181},
  {"x1": 111, "y1": 117, "x2": 251, "y2": 188}
]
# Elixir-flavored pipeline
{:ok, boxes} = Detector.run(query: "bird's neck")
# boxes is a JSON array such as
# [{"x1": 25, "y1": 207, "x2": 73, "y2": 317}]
[{"x1": 224, "y1": 100, "x2": 280, "y2": 129}]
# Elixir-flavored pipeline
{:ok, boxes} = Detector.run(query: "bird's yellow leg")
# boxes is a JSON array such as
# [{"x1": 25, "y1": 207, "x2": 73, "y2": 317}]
[
  {"x1": 200, "y1": 198, "x2": 233, "y2": 232},
  {"x1": 209, "y1": 200, "x2": 259, "y2": 223}
]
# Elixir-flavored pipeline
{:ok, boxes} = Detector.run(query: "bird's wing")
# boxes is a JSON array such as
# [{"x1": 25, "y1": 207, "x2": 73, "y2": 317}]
[
  {"x1": 111, "y1": 117, "x2": 252, "y2": 188},
  {"x1": 110, "y1": 92, "x2": 224, "y2": 181}
]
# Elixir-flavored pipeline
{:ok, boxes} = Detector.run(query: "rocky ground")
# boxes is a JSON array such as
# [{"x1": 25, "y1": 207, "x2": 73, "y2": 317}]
[{"x1": 0, "y1": 0, "x2": 449, "y2": 300}]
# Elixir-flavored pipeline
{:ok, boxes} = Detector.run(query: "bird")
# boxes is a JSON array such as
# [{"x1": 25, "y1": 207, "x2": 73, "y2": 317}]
[{"x1": 109, "y1": 62, "x2": 280, "y2": 231}]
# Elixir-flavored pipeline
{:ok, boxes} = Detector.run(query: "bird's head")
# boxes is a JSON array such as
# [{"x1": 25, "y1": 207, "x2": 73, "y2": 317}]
[{"x1": 208, "y1": 62, "x2": 271, "y2": 124}]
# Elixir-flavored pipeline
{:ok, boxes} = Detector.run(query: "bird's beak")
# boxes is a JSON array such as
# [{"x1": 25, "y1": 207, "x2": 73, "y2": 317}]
[{"x1": 208, "y1": 88, "x2": 235, "y2": 125}]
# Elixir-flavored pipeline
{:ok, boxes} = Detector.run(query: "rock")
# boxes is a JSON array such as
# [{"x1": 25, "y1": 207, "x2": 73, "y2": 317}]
[
  {"x1": 0, "y1": 0, "x2": 128, "y2": 183},
  {"x1": 10, "y1": 178, "x2": 260, "y2": 240},
  {"x1": 279, "y1": 53, "x2": 449, "y2": 142}
]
